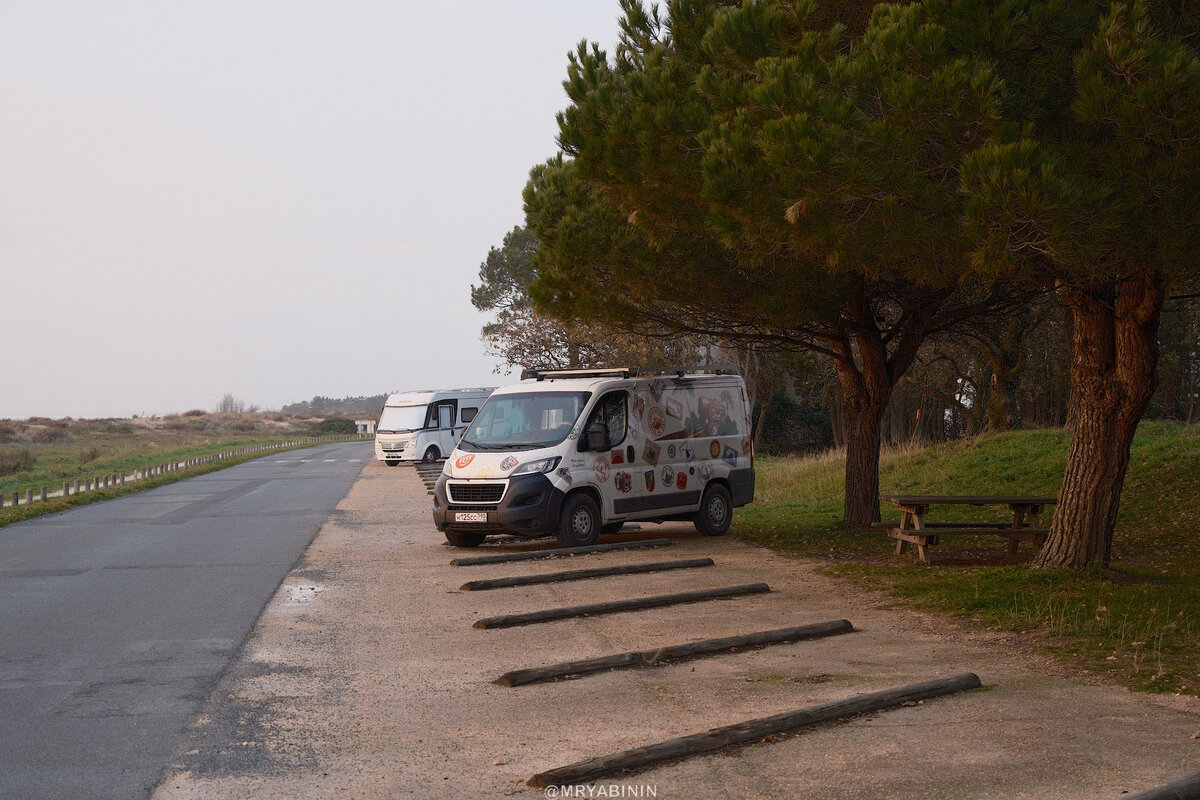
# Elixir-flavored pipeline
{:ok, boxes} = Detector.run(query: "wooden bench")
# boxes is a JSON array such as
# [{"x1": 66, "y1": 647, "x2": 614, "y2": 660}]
[{"x1": 878, "y1": 495, "x2": 1057, "y2": 564}]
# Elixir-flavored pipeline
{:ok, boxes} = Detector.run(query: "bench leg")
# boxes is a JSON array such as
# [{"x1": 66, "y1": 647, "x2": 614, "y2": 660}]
[
  {"x1": 916, "y1": 542, "x2": 930, "y2": 564},
  {"x1": 895, "y1": 538, "x2": 908, "y2": 555},
  {"x1": 1007, "y1": 537, "x2": 1019, "y2": 557}
]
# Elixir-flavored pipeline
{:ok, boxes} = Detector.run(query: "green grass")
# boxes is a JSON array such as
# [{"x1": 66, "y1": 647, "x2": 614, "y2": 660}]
[
  {"x1": 734, "y1": 421, "x2": 1200, "y2": 694},
  {"x1": 2, "y1": 437, "x2": 289, "y2": 497}
]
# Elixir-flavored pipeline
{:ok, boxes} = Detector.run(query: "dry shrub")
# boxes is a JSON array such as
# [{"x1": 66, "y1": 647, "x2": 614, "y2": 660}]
[
  {"x1": 31, "y1": 427, "x2": 67, "y2": 443},
  {"x1": 0, "y1": 447, "x2": 35, "y2": 476},
  {"x1": 183, "y1": 409, "x2": 207, "y2": 417}
]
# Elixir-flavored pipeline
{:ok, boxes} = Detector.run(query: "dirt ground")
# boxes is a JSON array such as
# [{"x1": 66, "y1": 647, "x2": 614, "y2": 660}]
[{"x1": 151, "y1": 459, "x2": 1200, "y2": 799}]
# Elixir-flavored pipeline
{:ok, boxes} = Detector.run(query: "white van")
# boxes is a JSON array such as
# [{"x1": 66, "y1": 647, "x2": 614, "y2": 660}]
[
  {"x1": 375, "y1": 387, "x2": 495, "y2": 464},
  {"x1": 432, "y1": 367, "x2": 754, "y2": 547}
]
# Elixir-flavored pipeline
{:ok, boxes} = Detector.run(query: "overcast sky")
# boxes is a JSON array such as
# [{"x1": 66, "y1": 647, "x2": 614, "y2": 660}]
[{"x1": 1, "y1": 1, "x2": 623, "y2": 419}]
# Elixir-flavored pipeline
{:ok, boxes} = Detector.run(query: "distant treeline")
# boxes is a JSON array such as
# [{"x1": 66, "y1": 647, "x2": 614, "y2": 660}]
[{"x1": 281, "y1": 395, "x2": 388, "y2": 417}]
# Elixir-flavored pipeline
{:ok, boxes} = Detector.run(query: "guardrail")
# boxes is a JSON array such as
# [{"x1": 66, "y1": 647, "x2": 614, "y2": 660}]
[{"x1": 0, "y1": 435, "x2": 360, "y2": 509}]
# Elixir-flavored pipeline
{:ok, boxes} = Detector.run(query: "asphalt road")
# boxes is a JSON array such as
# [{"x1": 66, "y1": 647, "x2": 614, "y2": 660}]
[{"x1": 0, "y1": 440, "x2": 372, "y2": 800}]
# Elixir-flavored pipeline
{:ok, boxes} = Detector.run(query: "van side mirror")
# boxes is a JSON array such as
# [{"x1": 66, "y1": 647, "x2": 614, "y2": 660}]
[{"x1": 585, "y1": 422, "x2": 609, "y2": 452}]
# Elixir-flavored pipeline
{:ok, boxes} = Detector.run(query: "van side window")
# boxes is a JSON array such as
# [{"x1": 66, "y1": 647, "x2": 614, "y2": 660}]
[
  {"x1": 460, "y1": 407, "x2": 478, "y2": 424},
  {"x1": 587, "y1": 392, "x2": 627, "y2": 449}
]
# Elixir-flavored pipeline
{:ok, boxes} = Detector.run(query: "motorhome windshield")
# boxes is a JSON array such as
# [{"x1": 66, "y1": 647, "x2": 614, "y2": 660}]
[
  {"x1": 460, "y1": 391, "x2": 590, "y2": 450},
  {"x1": 377, "y1": 404, "x2": 428, "y2": 433}
]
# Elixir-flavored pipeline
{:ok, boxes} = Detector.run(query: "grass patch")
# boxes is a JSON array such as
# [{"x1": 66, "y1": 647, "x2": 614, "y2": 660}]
[{"x1": 733, "y1": 421, "x2": 1200, "y2": 695}]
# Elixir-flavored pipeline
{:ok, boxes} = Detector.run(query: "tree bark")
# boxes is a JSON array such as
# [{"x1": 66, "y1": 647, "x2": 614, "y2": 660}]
[
  {"x1": 1033, "y1": 273, "x2": 1165, "y2": 570},
  {"x1": 754, "y1": 390, "x2": 775, "y2": 451},
  {"x1": 832, "y1": 324, "x2": 891, "y2": 527},
  {"x1": 829, "y1": 284, "x2": 932, "y2": 527},
  {"x1": 984, "y1": 313, "x2": 1027, "y2": 431},
  {"x1": 840, "y1": 390, "x2": 886, "y2": 525}
]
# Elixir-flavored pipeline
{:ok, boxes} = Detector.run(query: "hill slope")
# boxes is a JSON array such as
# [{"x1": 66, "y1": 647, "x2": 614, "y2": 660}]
[{"x1": 736, "y1": 421, "x2": 1200, "y2": 693}]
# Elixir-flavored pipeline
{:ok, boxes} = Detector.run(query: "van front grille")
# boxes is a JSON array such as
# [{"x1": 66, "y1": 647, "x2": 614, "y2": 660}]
[{"x1": 447, "y1": 481, "x2": 506, "y2": 504}]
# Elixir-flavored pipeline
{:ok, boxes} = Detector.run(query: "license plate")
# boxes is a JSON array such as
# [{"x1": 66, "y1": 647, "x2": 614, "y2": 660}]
[{"x1": 455, "y1": 512, "x2": 488, "y2": 523}]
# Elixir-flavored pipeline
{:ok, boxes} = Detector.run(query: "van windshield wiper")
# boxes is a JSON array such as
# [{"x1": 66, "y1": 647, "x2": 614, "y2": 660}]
[{"x1": 460, "y1": 440, "x2": 537, "y2": 451}]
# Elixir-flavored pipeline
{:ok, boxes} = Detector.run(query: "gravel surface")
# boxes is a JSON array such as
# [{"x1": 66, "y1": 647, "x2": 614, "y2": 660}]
[{"x1": 152, "y1": 460, "x2": 1200, "y2": 799}]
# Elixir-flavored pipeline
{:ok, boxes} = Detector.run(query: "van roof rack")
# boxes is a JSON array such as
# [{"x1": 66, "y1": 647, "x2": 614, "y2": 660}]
[
  {"x1": 519, "y1": 366, "x2": 737, "y2": 382},
  {"x1": 520, "y1": 367, "x2": 635, "y2": 381}
]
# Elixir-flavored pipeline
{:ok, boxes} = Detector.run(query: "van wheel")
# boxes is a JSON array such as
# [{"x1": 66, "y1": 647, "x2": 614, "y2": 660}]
[
  {"x1": 556, "y1": 494, "x2": 600, "y2": 548},
  {"x1": 444, "y1": 530, "x2": 486, "y2": 547},
  {"x1": 422, "y1": 446, "x2": 440, "y2": 463},
  {"x1": 694, "y1": 484, "x2": 733, "y2": 536},
  {"x1": 384, "y1": 459, "x2": 399, "y2": 466},
  {"x1": 600, "y1": 522, "x2": 624, "y2": 535}
]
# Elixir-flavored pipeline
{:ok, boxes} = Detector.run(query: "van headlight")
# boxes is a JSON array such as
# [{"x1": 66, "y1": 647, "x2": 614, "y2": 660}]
[{"x1": 511, "y1": 457, "x2": 560, "y2": 476}]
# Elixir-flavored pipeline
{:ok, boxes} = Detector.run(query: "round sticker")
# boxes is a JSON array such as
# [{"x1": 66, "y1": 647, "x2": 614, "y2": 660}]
[
  {"x1": 709, "y1": 440, "x2": 721, "y2": 459},
  {"x1": 455, "y1": 454, "x2": 475, "y2": 469},
  {"x1": 500, "y1": 456, "x2": 518, "y2": 471},
  {"x1": 647, "y1": 406, "x2": 665, "y2": 436},
  {"x1": 593, "y1": 456, "x2": 610, "y2": 483}
]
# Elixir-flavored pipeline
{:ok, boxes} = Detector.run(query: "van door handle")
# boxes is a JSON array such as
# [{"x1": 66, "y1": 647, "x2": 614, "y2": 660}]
[{"x1": 627, "y1": 445, "x2": 635, "y2": 464}]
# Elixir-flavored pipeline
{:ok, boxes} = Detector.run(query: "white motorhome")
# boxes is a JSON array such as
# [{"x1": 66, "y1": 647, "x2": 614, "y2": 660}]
[
  {"x1": 375, "y1": 387, "x2": 495, "y2": 464},
  {"x1": 433, "y1": 367, "x2": 755, "y2": 547}
]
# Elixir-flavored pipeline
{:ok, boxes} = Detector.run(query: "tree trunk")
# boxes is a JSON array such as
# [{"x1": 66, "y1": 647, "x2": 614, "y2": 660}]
[
  {"x1": 984, "y1": 312, "x2": 1027, "y2": 431},
  {"x1": 753, "y1": 390, "x2": 774, "y2": 452},
  {"x1": 832, "y1": 330, "x2": 894, "y2": 528},
  {"x1": 1033, "y1": 273, "x2": 1165, "y2": 570},
  {"x1": 841, "y1": 394, "x2": 886, "y2": 525},
  {"x1": 826, "y1": 384, "x2": 846, "y2": 449}
]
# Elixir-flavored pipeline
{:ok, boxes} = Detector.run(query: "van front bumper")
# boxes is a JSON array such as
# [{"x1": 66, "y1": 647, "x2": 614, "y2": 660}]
[{"x1": 432, "y1": 473, "x2": 565, "y2": 536}]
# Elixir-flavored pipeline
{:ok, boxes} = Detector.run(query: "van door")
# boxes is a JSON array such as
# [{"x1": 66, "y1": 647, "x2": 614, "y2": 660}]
[
  {"x1": 585, "y1": 391, "x2": 641, "y2": 519},
  {"x1": 435, "y1": 402, "x2": 456, "y2": 458}
]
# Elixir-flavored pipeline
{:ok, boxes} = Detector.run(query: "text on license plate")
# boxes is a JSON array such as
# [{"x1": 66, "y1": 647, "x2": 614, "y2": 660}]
[{"x1": 455, "y1": 512, "x2": 488, "y2": 523}]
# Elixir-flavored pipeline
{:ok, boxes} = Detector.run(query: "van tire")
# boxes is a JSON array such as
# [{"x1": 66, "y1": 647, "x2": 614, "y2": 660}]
[
  {"x1": 694, "y1": 484, "x2": 733, "y2": 536},
  {"x1": 556, "y1": 493, "x2": 600, "y2": 548},
  {"x1": 385, "y1": 459, "x2": 399, "y2": 466},
  {"x1": 422, "y1": 447, "x2": 440, "y2": 463},
  {"x1": 444, "y1": 530, "x2": 486, "y2": 547}
]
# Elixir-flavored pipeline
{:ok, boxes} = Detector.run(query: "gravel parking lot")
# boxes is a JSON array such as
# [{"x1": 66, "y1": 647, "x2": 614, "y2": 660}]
[{"x1": 152, "y1": 460, "x2": 1200, "y2": 799}]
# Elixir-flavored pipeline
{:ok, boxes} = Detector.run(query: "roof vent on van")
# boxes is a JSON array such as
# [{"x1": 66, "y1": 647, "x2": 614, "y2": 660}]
[{"x1": 519, "y1": 366, "x2": 738, "y2": 381}]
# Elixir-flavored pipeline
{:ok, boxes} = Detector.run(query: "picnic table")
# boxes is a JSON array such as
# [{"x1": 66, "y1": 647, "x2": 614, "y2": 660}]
[{"x1": 878, "y1": 495, "x2": 1057, "y2": 564}]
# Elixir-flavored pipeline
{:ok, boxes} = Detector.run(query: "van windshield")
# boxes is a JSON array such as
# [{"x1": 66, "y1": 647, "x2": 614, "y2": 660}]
[
  {"x1": 377, "y1": 405, "x2": 428, "y2": 433},
  {"x1": 460, "y1": 391, "x2": 591, "y2": 450}
]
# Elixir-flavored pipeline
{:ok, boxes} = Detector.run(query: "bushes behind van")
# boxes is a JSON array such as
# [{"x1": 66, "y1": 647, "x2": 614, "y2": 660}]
[
  {"x1": 310, "y1": 417, "x2": 358, "y2": 436},
  {"x1": 754, "y1": 391, "x2": 833, "y2": 456}
]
